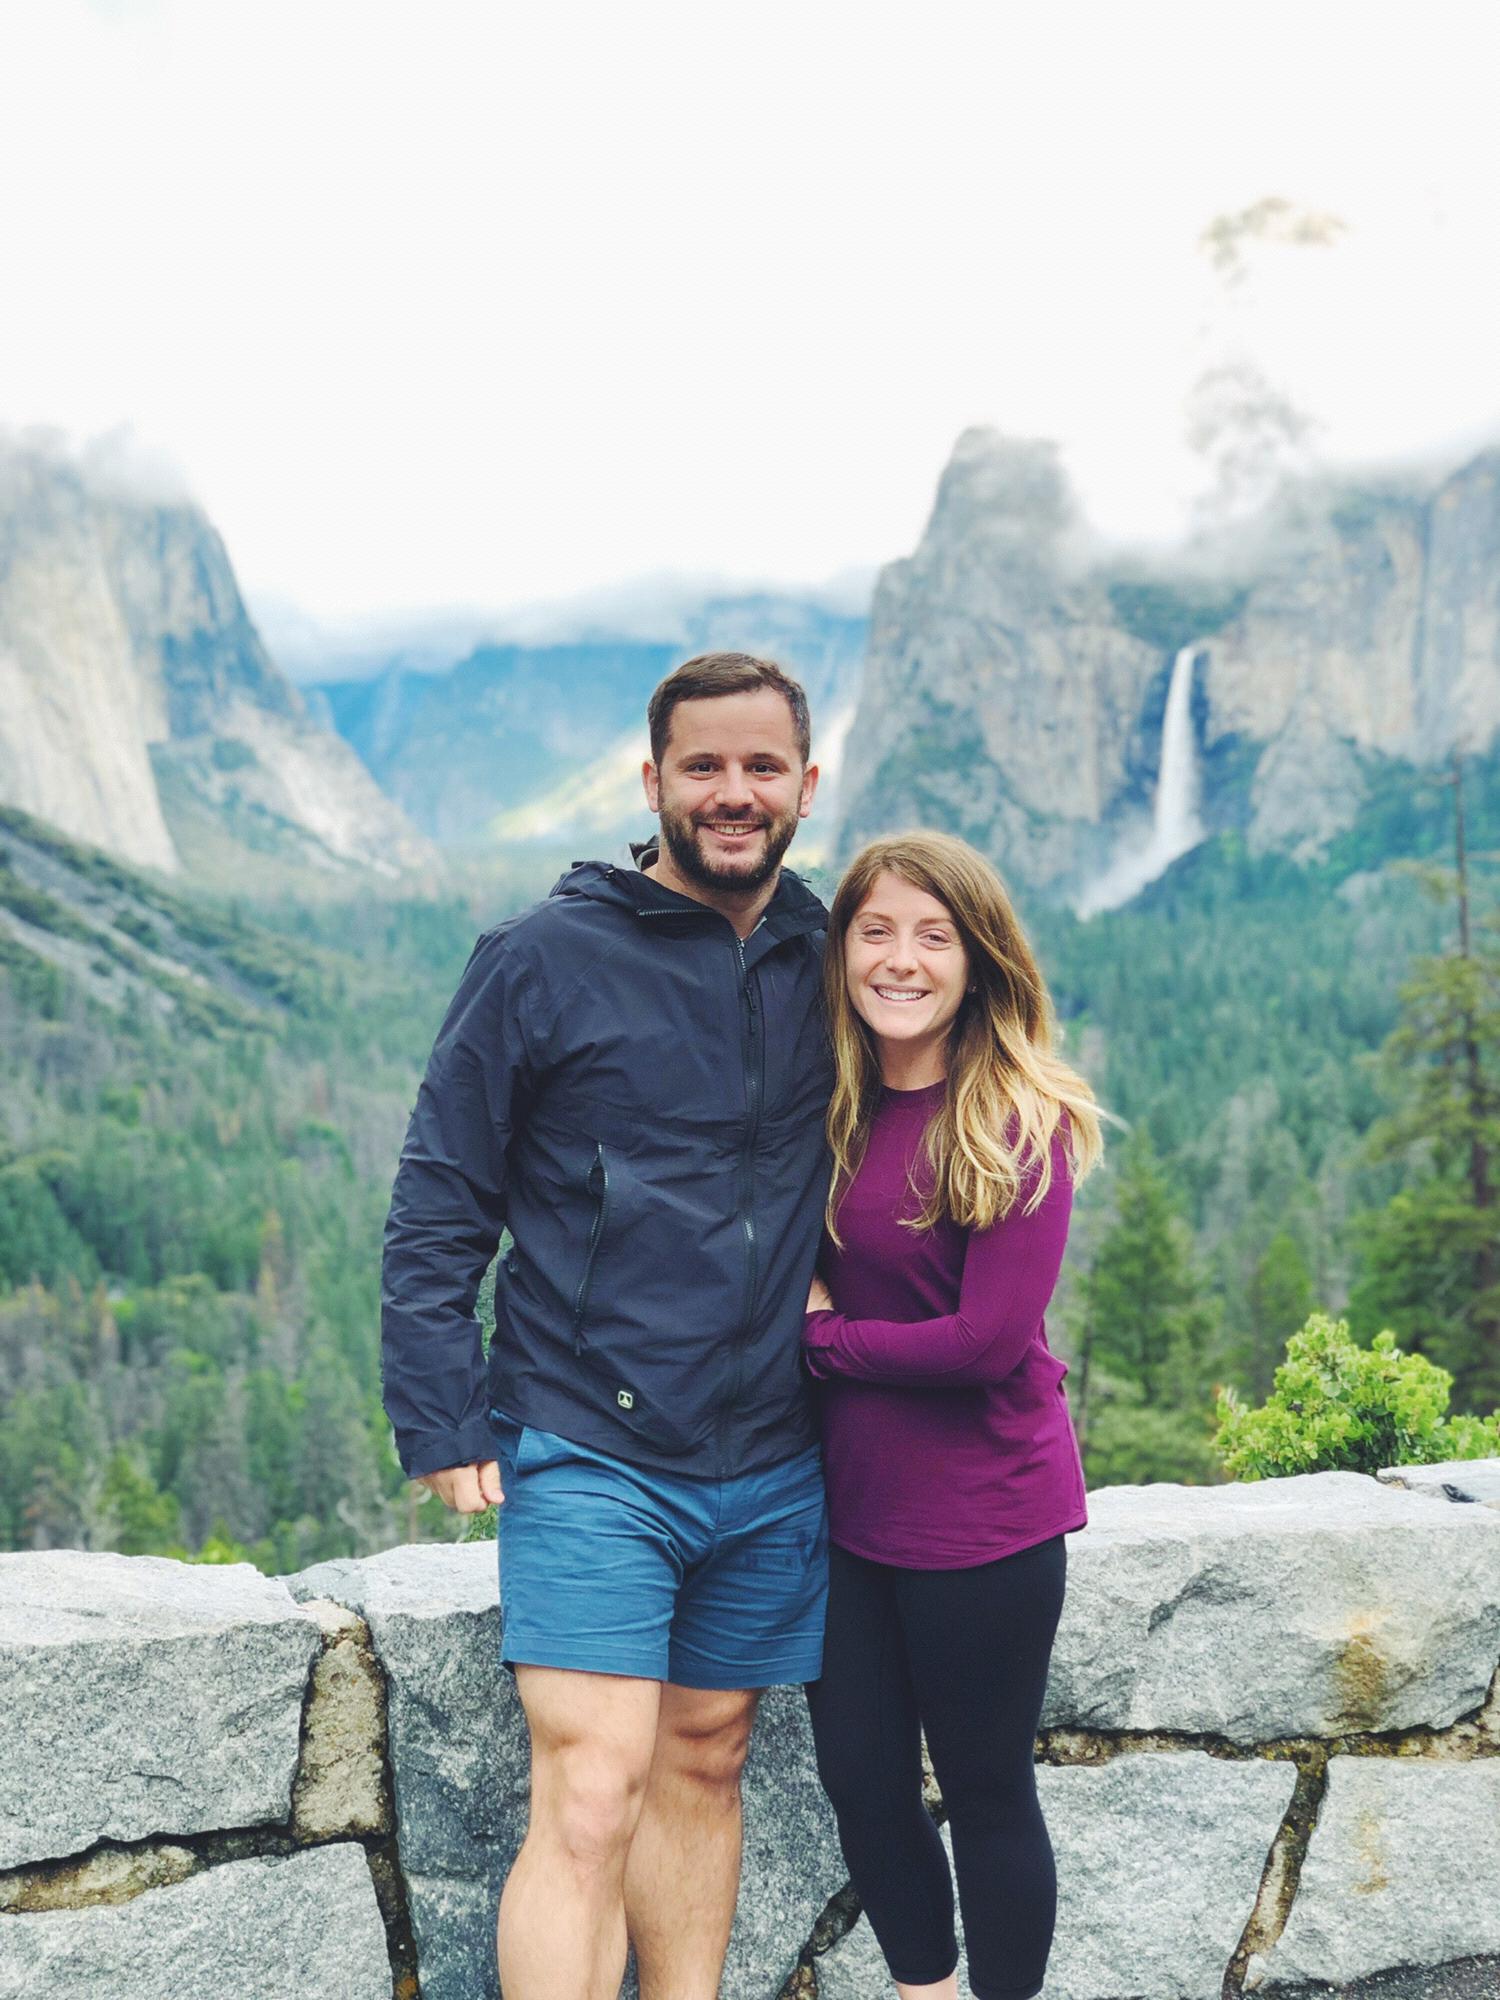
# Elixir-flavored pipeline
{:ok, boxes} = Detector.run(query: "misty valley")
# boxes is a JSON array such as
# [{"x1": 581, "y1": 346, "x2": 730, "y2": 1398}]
[{"x1": 0, "y1": 427, "x2": 1496, "y2": 1568}]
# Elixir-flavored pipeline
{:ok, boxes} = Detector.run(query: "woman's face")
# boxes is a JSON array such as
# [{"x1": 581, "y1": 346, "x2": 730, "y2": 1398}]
[{"x1": 843, "y1": 871, "x2": 970, "y2": 1062}]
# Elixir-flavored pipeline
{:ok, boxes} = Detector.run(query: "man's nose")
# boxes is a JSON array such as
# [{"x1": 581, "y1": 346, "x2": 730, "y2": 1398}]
[{"x1": 713, "y1": 768, "x2": 754, "y2": 809}]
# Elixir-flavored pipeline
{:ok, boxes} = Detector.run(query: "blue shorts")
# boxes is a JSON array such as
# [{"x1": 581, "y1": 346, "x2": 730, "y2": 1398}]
[{"x1": 488, "y1": 1408, "x2": 829, "y2": 1689}]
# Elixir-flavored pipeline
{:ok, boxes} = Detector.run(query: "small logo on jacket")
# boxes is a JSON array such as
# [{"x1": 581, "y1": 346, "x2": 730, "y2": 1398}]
[{"x1": 617, "y1": 1389, "x2": 635, "y2": 1410}]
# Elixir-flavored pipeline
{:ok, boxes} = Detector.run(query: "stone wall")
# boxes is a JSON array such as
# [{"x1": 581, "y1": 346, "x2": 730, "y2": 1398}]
[{"x1": 3, "y1": 1462, "x2": 1498, "y2": 2000}]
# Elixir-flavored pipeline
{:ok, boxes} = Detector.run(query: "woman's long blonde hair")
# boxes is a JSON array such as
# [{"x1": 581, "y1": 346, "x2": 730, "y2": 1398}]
[{"x1": 824, "y1": 831, "x2": 1102, "y2": 1243}]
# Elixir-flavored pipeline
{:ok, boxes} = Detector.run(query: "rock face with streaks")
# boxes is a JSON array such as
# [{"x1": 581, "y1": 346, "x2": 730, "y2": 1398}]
[
  {"x1": 836, "y1": 432, "x2": 1164, "y2": 892},
  {"x1": 0, "y1": 434, "x2": 431, "y2": 878},
  {"x1": 836, "y1": 430, "x2": 1500, "y2": 900},
  {"x1": 1253, "y1": 1759, "x2": 1500, "y2": 1994},
  {"x1": 1043, "y1": 1470, "x2": 1500, "y2": 1741}
]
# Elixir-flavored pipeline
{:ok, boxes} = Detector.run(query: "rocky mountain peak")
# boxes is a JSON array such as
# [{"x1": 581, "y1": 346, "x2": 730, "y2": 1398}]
[
  {"x1": 928, "y1": 428, "x2": 1078, "y2": 551},
  {"x1": 835, "y1": 429, "x2": 1500, "y2": 902},
  {"x1": 0, "y1": 438, "x2": 431, "y2": 882}
]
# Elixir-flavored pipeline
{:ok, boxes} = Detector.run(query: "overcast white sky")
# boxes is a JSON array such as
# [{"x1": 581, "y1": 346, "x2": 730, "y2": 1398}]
[{"x1": 2, "y1": 0, "x2": 1498, "y2": 628}]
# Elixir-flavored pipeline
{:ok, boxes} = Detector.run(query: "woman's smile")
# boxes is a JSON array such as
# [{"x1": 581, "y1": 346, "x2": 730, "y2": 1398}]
[{"x1": 845, "y1": 871, "x2": 970, "y2": 1080}]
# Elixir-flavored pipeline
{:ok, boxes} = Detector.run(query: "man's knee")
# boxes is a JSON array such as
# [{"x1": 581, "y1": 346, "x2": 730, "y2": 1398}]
[
  {"x1": 519, "y1": 1667, "x2": 661, "y2": 1871},
  {"x1": 658, "y1": 1687, "x2": 757, "y2": 1793},
  {"x1": 536, "y1": 1745, "x2": 651, "y2": 1869}
]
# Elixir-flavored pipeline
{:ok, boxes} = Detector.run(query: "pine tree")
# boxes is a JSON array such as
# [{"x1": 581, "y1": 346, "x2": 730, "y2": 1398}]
[
  {"x1": 294, "y1": 1349, "x2": 394, "y2": 1561},
  {"x1": 1353, "y1": 755, "x2": 1500, "y2": 1408},
  {"x1": 177, "y1": 1374, "x2": 264, "y2": 1547},
  {"x1": 99, "y1": 1448, "x2": 182, "y2": 1556},
  {"x1": 1245, "y1": 1232, "x2": 1316, "y2": 1398},
  {"x1": 1076, "y1": 1130, "x2": 1215, "y2": 1411}
]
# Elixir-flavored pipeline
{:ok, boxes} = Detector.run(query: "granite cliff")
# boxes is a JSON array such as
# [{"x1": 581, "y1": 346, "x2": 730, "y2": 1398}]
[
  {"x1": 836, "y1": 429, "x2": 1500, "y2": 900},
  {"x1": 0, "y1": 439, "x2": 431, "y2": 879}
]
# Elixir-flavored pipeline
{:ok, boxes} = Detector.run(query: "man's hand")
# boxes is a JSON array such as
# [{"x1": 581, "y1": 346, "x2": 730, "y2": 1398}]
[
  {"x1": 806, "y1": 1273, "x2": 834, "y2": 1314},
  {"x1": 417, "y1": 1459, "x2": 504, "y2": 1514}
]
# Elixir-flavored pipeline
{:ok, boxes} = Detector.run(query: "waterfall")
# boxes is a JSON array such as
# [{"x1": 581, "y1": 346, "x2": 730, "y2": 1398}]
[
  {"x1": 1152, "y1": 642, "x2": 1205, "y2": 859},
  {"x1": 1076, "y1": 645, "x2": 1205, "y2": 916}
]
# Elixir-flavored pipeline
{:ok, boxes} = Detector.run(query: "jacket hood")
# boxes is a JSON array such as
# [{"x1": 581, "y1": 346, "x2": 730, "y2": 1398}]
[{"x1": 548, "y1": 840, "x2": 827, "y2": 939}]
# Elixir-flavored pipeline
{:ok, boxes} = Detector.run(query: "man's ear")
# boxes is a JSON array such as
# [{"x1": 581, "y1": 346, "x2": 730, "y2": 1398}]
[
  {"x1": 798, "y1": 762, "x2": 820, "y2": 819},
  {"x1": 642, "y1": 759, "x2": 661, "y2": 812}
]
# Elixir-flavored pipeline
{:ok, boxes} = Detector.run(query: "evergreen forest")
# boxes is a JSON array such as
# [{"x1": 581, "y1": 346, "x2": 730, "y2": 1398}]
[{"x1": 0, "y1": 745, "x2": 1496, "y2": 1572}]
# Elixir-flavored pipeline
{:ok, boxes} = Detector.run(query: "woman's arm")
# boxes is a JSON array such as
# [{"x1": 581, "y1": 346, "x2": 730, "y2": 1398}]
[{"x1": 802, "y1": 1147, "x2": 1072, "y2": 1388}]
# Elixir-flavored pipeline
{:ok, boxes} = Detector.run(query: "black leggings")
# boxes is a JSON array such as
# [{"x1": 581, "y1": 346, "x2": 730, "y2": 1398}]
[{"x1": 804, "y1": 1536, "x2": 1067, "y2": 2000}]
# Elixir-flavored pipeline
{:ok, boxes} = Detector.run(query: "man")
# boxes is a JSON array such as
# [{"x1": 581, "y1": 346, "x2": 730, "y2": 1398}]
[{"x1": 381, "y1": 653, "x2": 834, "y2": 2000}]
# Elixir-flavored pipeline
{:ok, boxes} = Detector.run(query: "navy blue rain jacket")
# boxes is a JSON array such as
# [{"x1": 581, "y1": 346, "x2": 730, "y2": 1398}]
[{"x1": 381, "y1": 848, "x2": 833, "y2": 1480}]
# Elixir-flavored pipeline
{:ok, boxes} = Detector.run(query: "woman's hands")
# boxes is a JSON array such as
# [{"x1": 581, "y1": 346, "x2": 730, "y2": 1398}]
[{"x1": 806, "y1": 1272, "x2": 834, "y2": 1314}]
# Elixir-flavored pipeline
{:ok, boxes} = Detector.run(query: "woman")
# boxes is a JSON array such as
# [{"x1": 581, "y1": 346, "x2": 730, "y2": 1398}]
[{"x1": 802, "y1": 830, "x2": 1102, "y2": 2000}]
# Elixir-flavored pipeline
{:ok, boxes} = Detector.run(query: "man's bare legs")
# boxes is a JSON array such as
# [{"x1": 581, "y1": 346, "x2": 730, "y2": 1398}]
[
  {"x1": 624, "y1": 1683, "x2": 759, "y2": 2000},
  {"x1": 498, "y1": 1666, "x2": 662, "y2": 2000},
  {"x1": 497, "y1": 1671, "x2": 759, "y2": 2000}
]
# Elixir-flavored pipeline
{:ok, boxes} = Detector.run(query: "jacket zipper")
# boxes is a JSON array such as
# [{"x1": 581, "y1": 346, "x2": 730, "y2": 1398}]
[
  {"x1": 572, "y1": 1142, "x2": 609, "y2": 1353},
  {"x1": 719, "y1": 932, "x2": 762, "y2": 1456},
  {"x1": 634, "y1": 900, "x2": 787, "y2": 1461}
]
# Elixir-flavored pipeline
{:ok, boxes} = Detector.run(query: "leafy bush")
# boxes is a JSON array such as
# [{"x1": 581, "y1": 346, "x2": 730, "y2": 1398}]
[{"x1": 1213, "y1": 1312, "x2": 1500, "y2": 1478}]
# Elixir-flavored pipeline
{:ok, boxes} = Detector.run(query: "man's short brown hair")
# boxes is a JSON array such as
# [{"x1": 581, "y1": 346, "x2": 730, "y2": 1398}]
[{"x1": 647, "y1": 653, "x2": 812, "y2": 768}]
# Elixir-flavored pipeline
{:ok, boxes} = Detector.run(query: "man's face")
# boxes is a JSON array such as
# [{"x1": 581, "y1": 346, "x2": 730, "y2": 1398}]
[{"x1": 643, "y1": 689, "x2": 818, "y2": 895}]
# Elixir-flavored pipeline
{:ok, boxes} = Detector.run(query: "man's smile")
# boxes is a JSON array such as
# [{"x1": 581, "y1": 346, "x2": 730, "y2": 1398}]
[{"x1": 699, "y1": 819, "x2": 767, "y2": 840}]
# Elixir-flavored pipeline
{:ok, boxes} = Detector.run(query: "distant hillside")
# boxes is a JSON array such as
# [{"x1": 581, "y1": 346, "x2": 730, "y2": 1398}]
[
  {"x1": 0, "y1": 804, "x2": 480, "y2": 1570},
  {"x1": 318, "y1": 637, "x2": 680, "y2": 846},
  {"x1": 0, "y1": 804, "x2": 330, "y2": 1033},
  {"x1": 312, "y1": 593, "x2": 868, "y2": 850},
  {"x1": 0, "y1": 436, "x2": 433, "y2": 884}
]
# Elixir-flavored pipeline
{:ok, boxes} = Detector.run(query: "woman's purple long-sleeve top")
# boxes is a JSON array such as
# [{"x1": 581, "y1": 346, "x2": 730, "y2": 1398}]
[{"x1": 803, "y1": 1077, "x2": 1088, "y2": 1568}]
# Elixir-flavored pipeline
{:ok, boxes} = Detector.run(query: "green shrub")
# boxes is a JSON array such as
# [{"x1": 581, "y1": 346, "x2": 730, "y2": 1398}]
[{"x1": 1213, "y1": 1312, "x2": 1500, "y2": 1478}]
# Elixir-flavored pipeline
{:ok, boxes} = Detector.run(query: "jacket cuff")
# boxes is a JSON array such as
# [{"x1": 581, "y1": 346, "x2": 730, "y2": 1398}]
[{"x1": 399, "y1": 1417, "x2": 501, "y2": 1480}]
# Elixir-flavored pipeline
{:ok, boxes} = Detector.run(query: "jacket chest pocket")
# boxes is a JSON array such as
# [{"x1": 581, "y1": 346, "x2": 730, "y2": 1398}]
[{"x1": 572, "y1": 1143, "x2": 610, "y2": 1350}]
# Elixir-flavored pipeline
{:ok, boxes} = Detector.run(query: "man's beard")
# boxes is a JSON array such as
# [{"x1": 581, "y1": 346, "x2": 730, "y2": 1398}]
[{"x1": 657, "y1": 803, "x2": 800, "y2": 894}]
